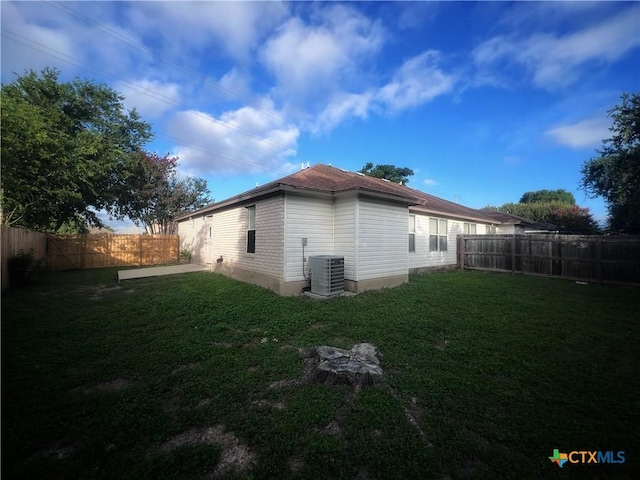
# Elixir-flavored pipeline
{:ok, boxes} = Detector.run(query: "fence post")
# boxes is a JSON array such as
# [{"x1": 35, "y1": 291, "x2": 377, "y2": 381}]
[
  {"x1": 139, "y1": 235, "x2": 143, "y2": 266},
  {"x1": 511, "y1": 235, "x2": 516, "y2": 274},
  {"x1": 459, "y1": 235, "x2": 465, "y2": 271},
  {"x1": 596, "y1": 237, "x2": 602, "y2": 284}
]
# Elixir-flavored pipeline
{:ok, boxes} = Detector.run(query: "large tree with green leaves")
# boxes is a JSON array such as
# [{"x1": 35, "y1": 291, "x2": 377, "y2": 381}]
[
  {"x1": 359, "y1": 162, "x2": 414, "y2": 185},
  {"x1": 1, "y1": 68, "x2": 152, "y2": 232},
  {"x1": 581, "y1": 93, "x2": 640, "y2": 233},
  {"x1": 519, "y1": 189, "x2": 575, "y2": 205},
  {"x1": 114, "y1": 151, "x2": 211, "y2": 234},
  {"x1": 491, "y1": 188, "x2": 599, "y2": 234}
]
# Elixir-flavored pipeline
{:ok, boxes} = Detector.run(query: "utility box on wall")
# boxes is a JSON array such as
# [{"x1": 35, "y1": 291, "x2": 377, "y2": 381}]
[{"x1": 309, "y1": 255, "x2": 344, "y2": 296}]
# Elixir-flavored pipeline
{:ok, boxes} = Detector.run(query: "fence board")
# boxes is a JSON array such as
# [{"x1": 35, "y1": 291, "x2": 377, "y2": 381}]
[
  {"x1": 458, "y1": 234, "x2": 640, "y2": 286},
  {"x1": 1, "y1": 226, "x2": 48, "y2": 290},
  {"x1": 47, "y1": 234, "x2": 179, "y2": 270}
]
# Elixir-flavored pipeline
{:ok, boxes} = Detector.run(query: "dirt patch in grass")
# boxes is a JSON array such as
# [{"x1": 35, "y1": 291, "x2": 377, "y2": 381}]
[
  {"x1": 169, "y1": 362, "x2": 202, "y2": 376},
  {"x1": 288, "y1": 455, "x2": 304, "y2": 472},
  {"x1": 78, "y1": 377, "x2": 134, "y2": 394},
  {"x1": 153, "y1": 425, "x2": 256, "y2": 478},
  {"x1": 252, "y1": 399, "x2": 285, "y2": 410},
  {"x1": 71, "y1": 284, "x2": 122, "y2": 300}
]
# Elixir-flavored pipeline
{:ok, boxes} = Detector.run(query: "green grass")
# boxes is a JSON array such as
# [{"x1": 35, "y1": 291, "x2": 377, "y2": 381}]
[{"x1": 2, "y1": 269, "x2": 639, "y2": 479}]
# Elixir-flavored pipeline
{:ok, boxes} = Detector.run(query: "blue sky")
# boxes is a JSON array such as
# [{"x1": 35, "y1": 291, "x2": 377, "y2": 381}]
[{"x1": 2, "y1": 1, "x2": 639, "y2": 230}]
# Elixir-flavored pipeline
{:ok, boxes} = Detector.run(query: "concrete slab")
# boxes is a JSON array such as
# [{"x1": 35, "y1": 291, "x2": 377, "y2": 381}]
[
  {"x1": 118, "y1": 263, "x2": 210, "y2": 282},
  {"x1": 302, "y1": 290, "x2": 357, "y2": 300}
]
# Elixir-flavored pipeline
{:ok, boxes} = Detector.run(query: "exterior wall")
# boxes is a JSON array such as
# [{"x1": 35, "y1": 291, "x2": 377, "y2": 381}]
[
  {"x1": 409, "y1": 214, "x2": 493, "y2": 269},
  {"x1": 178, "y1": 215, "x2": 210, "y2": 264},
  {"x1": 496, "y1": 224, "x2": 516, "y2": 234},
  {"x1": 334, "y1": 196, "x2": 357, "y2": 281},
  {"x1": 357, "y1": 197, "x2": 408, "y2": 281},
  {"x1": 179, "y1": 194, "x2": 284, "y2": 282},
  {"x1": 284, "y1": 194, "x2": 334, "y2": 282}
]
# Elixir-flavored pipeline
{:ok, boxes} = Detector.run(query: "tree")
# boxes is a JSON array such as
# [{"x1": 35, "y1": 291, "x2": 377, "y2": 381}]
[
  {"x1": 359, "y1": 162, "x2": 414, "y2": 185},
  {"x1": 519, "y1": 189, "x2": 575, "y2": 205},
  {"x1": 115, "y1": 151, "x2": 211, "y2": 234},
  {"x1": 0, "y1": 68, "x2": 152, "y2": 232},
  {"x1": 491, "y1": 199, "x2": 599, "y2": 234},
  {"x1": 581, "y1": 93, "x2": 640, "y2": 233}
]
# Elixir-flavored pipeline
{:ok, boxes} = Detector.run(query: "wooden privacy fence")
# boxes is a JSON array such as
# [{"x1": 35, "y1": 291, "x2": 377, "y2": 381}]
[
  {"x1": 1, "y1": 226, "x2": 48, "y2": 290},
  {"x1": 47, "y1": 234, "x2": 179, "y2": 271},
  {"x1": 457, "y1": 234, "x2": 640, "y2": 286}
]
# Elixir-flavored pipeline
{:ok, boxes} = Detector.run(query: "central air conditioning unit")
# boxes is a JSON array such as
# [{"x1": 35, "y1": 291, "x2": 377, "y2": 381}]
[{"x1": 309, "y1": 255, "x2": 344, "y2": 296}]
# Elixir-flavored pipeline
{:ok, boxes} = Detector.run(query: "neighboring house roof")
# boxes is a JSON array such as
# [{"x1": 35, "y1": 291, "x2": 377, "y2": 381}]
[
  {"x1": 176, "y1": 164, "x2": 498, "y2": 224},
  {"x1": 87, "y1": 226, "x2": 115, "y2": 234},
  {"x1": 479, "y1": 208, "x2": 558, "y2": 231},
  {"x1": 116, "y1": 225, "x2": 146, "y2": 234}
]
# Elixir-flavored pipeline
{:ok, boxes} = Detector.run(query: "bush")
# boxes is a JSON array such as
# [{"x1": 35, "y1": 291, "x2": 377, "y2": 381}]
[
  {"x1": 179, "y1": 248, "x2": 192, "y2": 263},
  {"x1": 7, "y1": 249, "x2": 44, "y2": 287}
]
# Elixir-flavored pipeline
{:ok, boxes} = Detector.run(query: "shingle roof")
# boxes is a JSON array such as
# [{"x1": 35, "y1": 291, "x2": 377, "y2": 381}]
[
  {"x1": 479, "y1": 208, "x2": 558, "y2": 230},
  {"x1": 177, "y1": 164, "x2": 498, "y2": 224}
]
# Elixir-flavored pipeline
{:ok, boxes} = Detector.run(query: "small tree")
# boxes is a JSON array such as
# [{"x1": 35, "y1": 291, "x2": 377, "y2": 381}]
[
  {"x1": 359, "y1": 162, "x2": 414, "y2": 185},
  {"x1": 115, "y1": 151, "x2": 211, "y2": 234},
  {"x1": 581, "y1": 93, "x2": 640, "y2": 233}
]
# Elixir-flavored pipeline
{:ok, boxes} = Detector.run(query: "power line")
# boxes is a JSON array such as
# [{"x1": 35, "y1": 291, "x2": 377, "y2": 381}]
[
  {"x1": 2, "y1": 29, "x2": 303, "y2": 174},
  {"x1": 45, "y1": 0, "x2": 297, "y2": 131}
]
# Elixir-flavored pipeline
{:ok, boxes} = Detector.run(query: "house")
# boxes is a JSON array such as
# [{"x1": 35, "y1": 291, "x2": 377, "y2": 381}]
[
  {"x1": 116, "y1": 225, "x2": 147, "y2": 235},
  {"x1": 176, "y1": 164, "x2": 500, "y2": 296},
  {"x1": 479, "y1": 208, "x2": 558, "y2": 234}
]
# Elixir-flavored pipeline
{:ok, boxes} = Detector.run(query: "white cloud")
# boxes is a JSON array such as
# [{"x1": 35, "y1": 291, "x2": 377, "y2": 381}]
[
  {"x1": 546, "y1": 117, "x2": 610, "y2": 149},
  {"x1": 473, "y1": 6, "x2": 640, "y2": 89},
  {"x1": 310, "y1": 50, "x2": 456, "y2": 133},
  {"x1": 376, "y1": 51, "x2": 456, "y2": 114},
  {"x1": 166, "y1": 102, "x2": 299, "y2": 176},
  {"x1": 260, "y1": 5, "x2": 384, "y2": 102},
  {"x1": 117, "y1": 79, "x2": 180, "y2": 118},
  {"x1": 218, "y1": 68, "x2": 252, "y2": 100},
  {"x1": 313, "y1": 91, "x2": 375, "y2": 133},
  {"x1": 423, "y1": 178, "x2": 439, "y2": 187},
  {"x1": 128, "y1": 1, "x2": 288, "y2": 62}
]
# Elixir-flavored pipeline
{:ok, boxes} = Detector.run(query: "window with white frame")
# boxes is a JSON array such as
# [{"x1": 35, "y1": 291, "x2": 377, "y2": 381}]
[
  {"x1": 246, "y1": 205, "x2": 256, "y2": 253},
  {"x1": 408, "y1": 215, "x2": 416, "y2": 252},
  {"x1": 429, "y1": 218, "x2": 448, "y2": 252},
  {"x1": 487, "y1": 225, "x2": 497, "y2": 234},
  {"x1": 463, "y1": 222, "x2": 477, "y2": 235}
]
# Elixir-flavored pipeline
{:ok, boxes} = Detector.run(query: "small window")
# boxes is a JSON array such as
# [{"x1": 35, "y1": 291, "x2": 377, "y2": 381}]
[
  {"x1": 408, "y1": 215, "x2": 416, "y2": 252},
  {"x1": 246, "y1": 205, "x2": 256, "y2": 253},
  {"x1": 464, "y1": 223, "x2": 477, "y2": 235},
  {"x1": 487, "y1": 225, "x2": 496, "y2": 235},
  {"x1": 429, "y1": 218, "x2": 448, "y2": 252}
]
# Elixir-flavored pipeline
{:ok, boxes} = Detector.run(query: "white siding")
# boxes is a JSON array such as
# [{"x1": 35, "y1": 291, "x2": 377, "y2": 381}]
[
  {"x1": 496, "y1": 224, "x2": 516, "y2": 234},
  {"x1": 409, "y1": 214, "x2": 494, "y2": 269},
  {"x1": 284, "y1": 194, "x2": 334, "y2": 282},
  {"x1": 179, "y1": 216, "x2": 210, "y2": 264},
  {"x1": 357, "y1": 197, "x2": 408, "y2": 280},
  {"x1": 179, "y1": 195, "x2": 284, "y2": 277},
  {"x1": 334, "y1": 196, "x2": 357, "y2": 280}
]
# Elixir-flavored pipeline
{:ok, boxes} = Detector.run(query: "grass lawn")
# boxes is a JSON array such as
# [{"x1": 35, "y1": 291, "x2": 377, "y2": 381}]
[{"x1": 2, "y1": 269, "x2": 638, "y2": 479}]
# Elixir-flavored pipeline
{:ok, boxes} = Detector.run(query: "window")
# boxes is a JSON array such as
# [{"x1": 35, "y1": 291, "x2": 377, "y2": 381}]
[
  {"x1": 246, "y1": 205, "x2": 256, "y2": 253},
  {"x1": 487, "y1": 225, "x2": 497, "y2": 235},
  {"x1": 408, "y1": 215, "x2": 416, "y2": 252},
  {"x1": 429, "y1": 218, "x2": 448, "y2": 252},
  {"x1": 463, "y1": 223, "x2": 477, "y2": 235}
]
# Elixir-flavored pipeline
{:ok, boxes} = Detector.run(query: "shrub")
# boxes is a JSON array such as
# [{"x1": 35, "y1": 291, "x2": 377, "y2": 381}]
[
  {"x1": 179, "y1": 248, "x2": 192, "y2": 263},
  {"x1": 7, "y1": 249, "x2": 45, "y2": 287}
]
